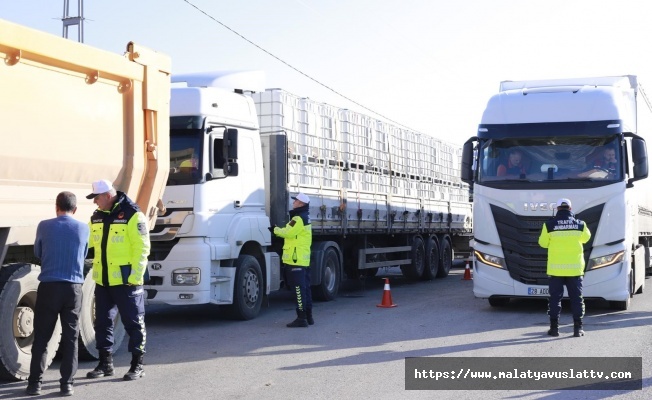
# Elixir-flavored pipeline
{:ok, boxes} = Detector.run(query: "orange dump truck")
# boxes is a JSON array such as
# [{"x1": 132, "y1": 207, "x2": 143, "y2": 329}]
[{"x1": 0, "y1": 19, "x2": 170, "y2": 380}]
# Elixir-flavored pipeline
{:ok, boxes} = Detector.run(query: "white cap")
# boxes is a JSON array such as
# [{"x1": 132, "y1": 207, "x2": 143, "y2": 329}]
[
  {"x1": 556, "y1": 198, "x2": 572, "y2": 208},
  {"x1": 291, "y1": 193, "x2": 310, "y2": 204},
  {"x1": 86, "y1": 179, "x2": 114, "y2": 199}
]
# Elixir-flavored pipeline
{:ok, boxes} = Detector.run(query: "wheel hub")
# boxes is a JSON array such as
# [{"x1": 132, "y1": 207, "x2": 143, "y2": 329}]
[
  {"x1": 13, "y1": 306, "x2": 35, "y2": 338},
  {"x1": 244, "y1": 273, "x2": 259, "y2": 303}
]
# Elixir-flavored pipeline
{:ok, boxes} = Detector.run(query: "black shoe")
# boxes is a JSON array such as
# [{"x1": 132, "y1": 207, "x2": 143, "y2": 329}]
[
  {"x1": 287, "y1": 317, "x2": 309, "y2": 327},
  {"x1": 87, "y1": 350, "x2": 114, "y2": 379},
  {"x1": 25, "y1": 381, "x2": 41, "y2": 396},
  {"x1": 306, "y1": 309, "x2": 314, "y2": 326},
  {"x1": 87, "y1": 362, "x2": 114, "y2": 378},
  {"x1": 287, "y1": 309, "x2": 309, "y2": 327},
  {"x1": 573, "y1": 319, "x2": 585, "y2": 337},
  {"x1": 547, "y1": 318, "x2": 559, "y2": 337},
  {"x1": 124, "y1": 353, "x2": 145, "y2": 381},
  {"x1": 60, "y1": 383, "x2": 74, "y2": 396},
  {"x1": 124, "y1": 364, "x2": 145, "y2": 380}
]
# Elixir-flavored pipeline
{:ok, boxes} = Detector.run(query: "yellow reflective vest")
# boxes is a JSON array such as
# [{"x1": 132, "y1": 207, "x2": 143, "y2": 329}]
[
  {"x1": 538, "y1": 209, "x2": 591, "y2": 276},
  {"x1": 274, "y1": 209, "x2": 312, "y2": 267},
  {"x1": 88, "y1": 192, "x2": 150, "y2": 286}
]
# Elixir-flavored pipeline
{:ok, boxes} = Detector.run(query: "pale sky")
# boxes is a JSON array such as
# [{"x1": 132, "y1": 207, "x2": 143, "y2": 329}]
[{"x1": 3, "y1": 0, "x2": 650, "y2": 145}]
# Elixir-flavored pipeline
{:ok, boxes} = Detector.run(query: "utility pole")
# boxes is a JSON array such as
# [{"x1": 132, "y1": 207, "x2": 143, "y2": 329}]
[{"x1": 62, "y1": 0, "x2": 84, "y2": 42}]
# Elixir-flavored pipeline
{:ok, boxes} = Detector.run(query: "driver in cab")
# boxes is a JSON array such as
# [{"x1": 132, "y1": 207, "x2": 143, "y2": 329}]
[
  {"x1": 497, "y1": 149, "x2": 527, "y2": 176},
  {"x1": 578, "y1": 147, "x2": 618, "y2": 178}
]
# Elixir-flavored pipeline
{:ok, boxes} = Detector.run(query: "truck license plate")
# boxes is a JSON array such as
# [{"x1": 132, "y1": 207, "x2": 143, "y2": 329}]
[{"x1": 527, "y1": 287, "x2": 549, "y2": 295}]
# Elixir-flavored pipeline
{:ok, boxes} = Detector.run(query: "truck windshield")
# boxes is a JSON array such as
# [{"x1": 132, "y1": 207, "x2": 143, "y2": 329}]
[
  {"x1": 168, "y1": 128, "x2": 203, "y2": 186},
  {"x1": 477, "y1": 136, "x2": 622, "y2": 184}
]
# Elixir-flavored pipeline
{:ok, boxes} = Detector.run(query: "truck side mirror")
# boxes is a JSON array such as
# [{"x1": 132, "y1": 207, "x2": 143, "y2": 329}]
[
  {"x1": 222, "y1": 128, "x2": 239, "y2": 177},
  {"x1": 224, "y1": 128, "x2": 238, "y2": 160},
  {"x1": 629, "y1": 137, "x2": 648, "y2": 186},
  {"x1": 461, "y1": 139, "x2": 476, "y2": 184}
]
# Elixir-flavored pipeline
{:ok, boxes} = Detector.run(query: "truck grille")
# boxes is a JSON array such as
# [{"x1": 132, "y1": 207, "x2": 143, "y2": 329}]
[{"x1": 490, "y1": 204, "x2": 602, "y2": 285}]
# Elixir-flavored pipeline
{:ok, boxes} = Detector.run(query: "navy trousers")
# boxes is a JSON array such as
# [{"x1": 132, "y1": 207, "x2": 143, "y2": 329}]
[
  {"x1": 29, "y1": 282, "x2": 82, "y2": 385},
  {"x1": 94, "y1": 284, "x2": 146, "y2": 354},
  {"x1": 285, "y1": 265, "x2": 312, "y2": 311},
  {"x1": 548, "y1": 276, "x2": 585, "y2": 320}
]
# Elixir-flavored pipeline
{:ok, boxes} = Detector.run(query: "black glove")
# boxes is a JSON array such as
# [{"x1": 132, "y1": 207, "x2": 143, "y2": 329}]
[{"x1": 268, "y1": 225, "x2": 276, "y2": 234}]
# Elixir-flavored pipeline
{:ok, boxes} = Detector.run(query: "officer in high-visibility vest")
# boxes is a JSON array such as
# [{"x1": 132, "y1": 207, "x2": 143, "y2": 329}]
[
  {"x1": 270, "y1": 193, "x2": 313, "y2": 327},
  {"x1": 538, "y1": 198, "x2": 591, "y2": 337},
  {"x1": 85, "y1": 179, "x2": 150, "y2": 380}
]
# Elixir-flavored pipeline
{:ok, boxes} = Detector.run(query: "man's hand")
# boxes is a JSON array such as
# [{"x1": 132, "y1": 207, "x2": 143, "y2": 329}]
[{"x1": 268, "y1": 225, "x2": 276, "y2": 234}]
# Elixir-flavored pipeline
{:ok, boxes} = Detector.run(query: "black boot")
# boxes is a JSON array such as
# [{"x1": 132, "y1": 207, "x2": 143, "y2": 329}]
[
  {"x1": 287, "y1": 309, "x2": 309, "y2": 327},
  {"x1": 573, "y1": 319, "x2": 584, "y2": 337},
  {"x1": 306, "y1": 308, "x2": 314, "y2": 325},
  {"x1": 124, "y1": 352, "x2": 145, "y2": 380},
  {"x1": 87, "y1": 350, "x2": 114, "y2": 378},
  {"x1": 547, "y1": 318, "x2": 559, "y2": 337},
  {"x1": 25, "y1": 381, "x2": 41, "y2": 396}
]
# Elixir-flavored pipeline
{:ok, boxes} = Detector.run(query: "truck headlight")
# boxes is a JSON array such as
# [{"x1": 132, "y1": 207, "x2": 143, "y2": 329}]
[
  {"x1": 172, "y1": 267, "x2": 201, "y2": 285},
  {"x1": 474, "y1": 250, "x2": 506, "y2": 269},
  {"x1": 586, "y1": 251, "x2": 624, "y2": 271}
]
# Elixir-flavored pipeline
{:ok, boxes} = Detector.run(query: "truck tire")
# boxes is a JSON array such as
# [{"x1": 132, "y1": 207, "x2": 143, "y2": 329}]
[
  {"x1": 224, "y1": 255, "x2": 263, "y2": 320},
  {"x1": 401, "y1": 236, "x2": 425, "y2": 280},
  {"x1": 312, "y1": 247, "x2": 340, "y2": 301},
  {"x1": 0, "y1": 264, "x2": 61, "y2": 381},
  {"x1": 436, "y1": 238, "x2": 453, "y2": 278},
  {"x1": 77, "y1": 272, "x2": 126, "y2": 360},
  {"x1": 422, "y1": 237, "x2": 439, "y2": 280}
]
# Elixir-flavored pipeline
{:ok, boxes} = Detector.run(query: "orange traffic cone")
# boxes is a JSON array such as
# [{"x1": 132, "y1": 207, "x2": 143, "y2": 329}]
[
  {"x1": 377, "y1": 278, "x2": 397, "y2": 308},
  {"x1": 462, "y1": 262, "x2": 473, "y2": 280}
]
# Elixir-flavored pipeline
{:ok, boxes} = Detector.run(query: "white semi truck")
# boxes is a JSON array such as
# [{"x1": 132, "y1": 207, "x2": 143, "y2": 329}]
[
  {"x1": 461, "y1": 75, "x2": 652, "y2": 310},
  {"x1": 145, "y1": 75, "x2": 473, "y2": 320}
]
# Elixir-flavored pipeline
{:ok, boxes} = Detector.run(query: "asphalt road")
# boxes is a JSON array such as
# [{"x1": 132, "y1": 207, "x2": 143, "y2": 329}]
[{"x1": 2, "y1": 263, "x2": 651, "y2": 400}]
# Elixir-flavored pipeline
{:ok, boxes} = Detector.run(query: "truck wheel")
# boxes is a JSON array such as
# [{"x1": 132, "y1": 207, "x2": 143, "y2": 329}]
[
  {"x1": 77, "y1": 272, "x2": 126, "y2": 360},
  {"x1": 401, "y1": 236, "x2": 425, "y2": 280},
  {"x1": 422, "y1": 237, "x2": 439, "y2": 280},
  {"x1": 225, "y1": 255, "x2": 263, "y2": 320},
  {"x1": 0, "y1": 264, "x2": 61, "y2": 381},
  {"x1": 436, "y1": 238, "x2": 453, "y2": 278},
  {"x1": 312, "y1": 247, "x2": 340, "y2": 301}
]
